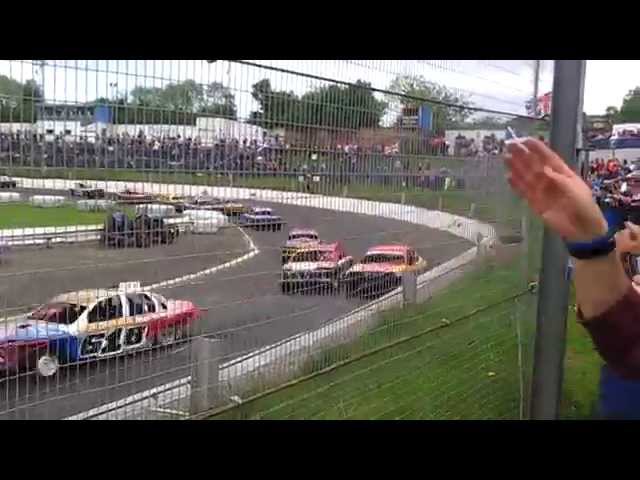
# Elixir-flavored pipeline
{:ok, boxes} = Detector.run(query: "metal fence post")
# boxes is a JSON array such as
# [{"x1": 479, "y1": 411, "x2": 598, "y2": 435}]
[
  {"x1": 402, "y1": 271, "x2": 417, "y2": 306},
  {"x1": 189, "y1": 335, "x2": 223, "y2": 417},
  {"x1": 468, "y1": 202, "x2": 476, "y2": 218},
  {"x1": 529, "y1": 60, "x2": 586, "y2": 420}
]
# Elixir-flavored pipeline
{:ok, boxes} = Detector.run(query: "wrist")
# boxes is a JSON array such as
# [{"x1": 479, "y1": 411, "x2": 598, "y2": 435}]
[
  {"x1": 565, "y1": 217, "x2": 609, "y2": 243},
  {"x1": 566, "y1": 229, "x2": 616, "y2": 260}
]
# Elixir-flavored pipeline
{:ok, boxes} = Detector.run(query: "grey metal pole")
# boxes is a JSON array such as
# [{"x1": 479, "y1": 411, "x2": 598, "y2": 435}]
[
  {"x1": 402, "y1": 271, "x2": 417, "y2": 306},
  {"x1": 189, "y1": 336, "x2": 223, "y2": 416},
  {"x1": 529, "y1": 60, "x2": 586, "y2": 420}
]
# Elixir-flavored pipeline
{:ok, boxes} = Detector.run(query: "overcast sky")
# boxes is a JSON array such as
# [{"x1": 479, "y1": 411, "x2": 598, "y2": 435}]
[{"x1": 0, "y1": 60, "x2": 634, "y2": 121}]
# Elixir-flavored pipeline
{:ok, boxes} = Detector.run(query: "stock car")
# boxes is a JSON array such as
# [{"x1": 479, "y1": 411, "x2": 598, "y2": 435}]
[
  {"x1": 280, "y1": 242, "x2": 353, "y2": 294},
  {"x1": 343, "y1": 245, "x2": 427, "y2": 298},
  {"x1": 238, "y1": 207, "x2": 285, "y2": 231},
  {"x1": 153, "y1": 193, "x2": 188, "y2": 213},
  {"x1": 214, "y1": 200, "x2": 251, "y2": 217},
  {"x1": 0, "y1": 175, "x2": 17, "y2": 188},
  {"x1": 0, "y1": 283, "x2": 201, "y2": 377},
  {"x1": 114, "y1": 189, "x2": 156, "y2": 204},
  {"x1": 185, "y1": 194, "x2": 223, "y2": 208},
  {"x1": 281, "y1": 228, "x2": 320, "y2": 264},
  {"x1": 101, "y1": 212, "x2": 179, "y2": 248},
  {"x1": 69, "y1": 182, "x2": 106, "y2": 199}
]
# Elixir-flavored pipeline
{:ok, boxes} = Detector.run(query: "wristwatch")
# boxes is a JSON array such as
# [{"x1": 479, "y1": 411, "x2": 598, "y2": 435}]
[{"x1": 565, "y1": 232, "x2": 616, "y2": 260}]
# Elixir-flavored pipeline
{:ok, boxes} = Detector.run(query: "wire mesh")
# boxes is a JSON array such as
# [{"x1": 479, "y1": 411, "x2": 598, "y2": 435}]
[{"x1": 0, "y1": 59, "x2": 546, "y2": 420}]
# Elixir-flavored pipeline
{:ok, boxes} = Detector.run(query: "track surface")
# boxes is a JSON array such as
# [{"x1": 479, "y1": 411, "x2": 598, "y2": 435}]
[{"x1": 0, "y1": 191, "x2": 472, "y2": 419}]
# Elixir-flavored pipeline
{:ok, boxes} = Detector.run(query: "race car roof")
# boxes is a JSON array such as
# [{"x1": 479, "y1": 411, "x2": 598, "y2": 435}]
[
  {"x1": 52, "y1": 287, "x2": 151, "y2": 306},
  {"x1": 366, "y1": 244, "x2": 410, "y2": 255},
  {"x1": 297, "y1": 241, "x2": 337, "y2": 252},
  {"x1": 289, "y1": 228, "x2": 318, "y2": 235}
]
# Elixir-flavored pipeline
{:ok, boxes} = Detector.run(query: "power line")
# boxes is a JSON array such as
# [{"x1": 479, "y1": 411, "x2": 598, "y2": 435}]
[{"x1": 228, "y1": 60, "x2": 544, "y2": 122}]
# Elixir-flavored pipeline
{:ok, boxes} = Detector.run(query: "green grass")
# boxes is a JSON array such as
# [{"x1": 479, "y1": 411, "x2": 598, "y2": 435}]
[
  {"x1": 5, "y1": 166, "x2": 524, "y2": 236},
  {"x1": 0, "y1": 202, "x2": 109, "y2": 229},
  {"x1": 561, "y1": 287, "x2": 602, "y2": 419},
  {"x1": 211, "y1": 259, "x2": 535, "y2": 420}
]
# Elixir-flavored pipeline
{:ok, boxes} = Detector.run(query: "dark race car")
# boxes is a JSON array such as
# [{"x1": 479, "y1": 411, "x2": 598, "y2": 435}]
[
  {"x1": 101, "y1": 212, "x2": 179, "y2": 248},
  {"x1": 238, "y1": 207, "x2": 285, "y2": 231},
  {"x1": 0, "y1": 175, "x2": 17, "y2": 189},
  {"x1": 114, "y1": 189, "x2": 156, "y2": 204},
  {"x1": 69, "y1": 182, "x2": 105, "y2": 199}
]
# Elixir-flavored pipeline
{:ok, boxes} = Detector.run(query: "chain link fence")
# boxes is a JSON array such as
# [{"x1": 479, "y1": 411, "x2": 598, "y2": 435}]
[{"x1": 0, "y1": 60, "x2": 549, "y2": 419}]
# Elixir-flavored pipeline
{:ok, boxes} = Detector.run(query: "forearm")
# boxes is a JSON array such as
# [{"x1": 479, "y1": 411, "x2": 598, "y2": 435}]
[{"x1": 574, "y1": 251, "x2": 630, "y2": 320}]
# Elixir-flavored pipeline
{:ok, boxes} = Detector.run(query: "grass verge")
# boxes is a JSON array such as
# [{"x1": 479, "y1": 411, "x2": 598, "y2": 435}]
[
  {"x1": 561, "y1": 286, "x2": 602, "y2": 419},
  {"x1": 210, "y1": 258, "x2": 535, "y2": 420},
  {"x1": 0, "y1": 202, "x2": 108, "y2": 229}
]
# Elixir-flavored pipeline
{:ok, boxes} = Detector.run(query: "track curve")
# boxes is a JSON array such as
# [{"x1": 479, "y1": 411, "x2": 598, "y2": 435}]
[{"x1": 0, "y1": 190, "x2": 472, "y2": 419}]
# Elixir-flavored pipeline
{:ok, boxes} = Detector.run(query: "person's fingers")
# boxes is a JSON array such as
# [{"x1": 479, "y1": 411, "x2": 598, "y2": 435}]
[
  {"x1": 506, "y1": 173, "x2": 527, "y2": 198},
  {"x1": 625, "y1": 221, "x2": 640, "y2": 241},
  {"x1": 505, "y1": 146, "x2": 541, "y2": 189},
  {"x1": 521, "y1": 137, "x2": 574, "y2": 175}
]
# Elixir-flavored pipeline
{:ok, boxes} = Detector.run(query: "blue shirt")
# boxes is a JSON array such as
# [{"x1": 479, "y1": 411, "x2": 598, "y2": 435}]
[{"x1": 599, "y1": 365, "x2": 640, "y2": 419}]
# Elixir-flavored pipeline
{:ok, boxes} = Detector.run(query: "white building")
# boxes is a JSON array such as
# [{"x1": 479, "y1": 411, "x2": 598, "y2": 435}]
[{"x1": 444, "y1": 129, "x2": 506, "y2": 147}]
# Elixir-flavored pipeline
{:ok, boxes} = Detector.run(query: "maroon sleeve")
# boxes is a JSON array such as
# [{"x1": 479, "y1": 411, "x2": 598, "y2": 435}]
[{"x1": 578, "y1": 285, "x2": 640, "y2": 380}]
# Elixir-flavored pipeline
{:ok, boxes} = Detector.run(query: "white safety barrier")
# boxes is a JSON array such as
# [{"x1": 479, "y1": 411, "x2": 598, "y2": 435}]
[
  {"x1": 0, "y1": 224, "x2": 103, "y2": 246},
  {"x1": 135, "y1": 203, "x2": 176, "y2": 217},
  {"x1": 29, "y1": 195, "x2": 66, "y2": 208},
  {"x1": 183, "y1": 209, "x2": 228, "y2": 234},
  {"x1": 77, "y1": 199, "x2": 116, "y2": 211},
  {"x1": 17, "y1": 177, "x2": 496, "y2": 242},
  {"x1": 0, "y1": 192, "x2": 21, "y2": 203}
]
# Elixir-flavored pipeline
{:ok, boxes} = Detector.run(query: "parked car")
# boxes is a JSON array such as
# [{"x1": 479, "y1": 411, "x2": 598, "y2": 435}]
[
  {"x1": 0, "y1": 175, "x2": 17, "y2": 189},
  {"x1": 69, "y1": 182, "x2": 105, "y2": 199},
  {"x1": 0, "y1": 283, "x2": 201, "y2": 377},
  {"x1": 281, "y1": 228, "x2": 320, "y2": 264},
  {"x1": 238, "y1": 207, "x2": 285, "y2": 231},
  {"x1": 343, "y1": 245, "x2": 427, "y2": 298},
  {"x1": 280, "y1": 242, "x2": 353, "y2": 294}
]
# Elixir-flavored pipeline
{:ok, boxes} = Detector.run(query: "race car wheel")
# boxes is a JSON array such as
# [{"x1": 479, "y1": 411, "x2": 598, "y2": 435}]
[
  {"x1": 155, "y1": 325, "x2": 178, "y2": 346},
  {"x1": 37, "y1": 354, "x2": 59, "y2": 378}
]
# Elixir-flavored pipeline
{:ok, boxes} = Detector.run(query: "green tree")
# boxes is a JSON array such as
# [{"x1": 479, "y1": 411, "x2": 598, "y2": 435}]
[
  {"x1": 619, "y1": 88, "x2": 640, "y2": 123},
  {"x1": 199, "y1": 82, "x2": 237, "y2": 119},
  {"x1": 248, "y1": 78, "x2": 386, "y2": 130},
  {"x1": 99, "y1": 80, "x2": 238, "y2": 125},
  {"x1": 299, "y1": 80, "x2": 386, "y2": 130},
  {"x1": 0, "y1": 75, "x2": 43, "y2": 123},
  {"x1": 247, "y1": 79, "x2": 301, "y2": 129},
  {"x1": 605, "y1": 105, "x2": 620, "y2": 124},
  {"x1": 386, "y1": 75, "x2": 473, "y2": 133}
]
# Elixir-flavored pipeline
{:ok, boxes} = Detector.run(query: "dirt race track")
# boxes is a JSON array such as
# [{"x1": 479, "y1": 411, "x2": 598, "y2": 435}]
[{"x1": 0, "y1": 193, "x2": 472, "y2": 419}]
